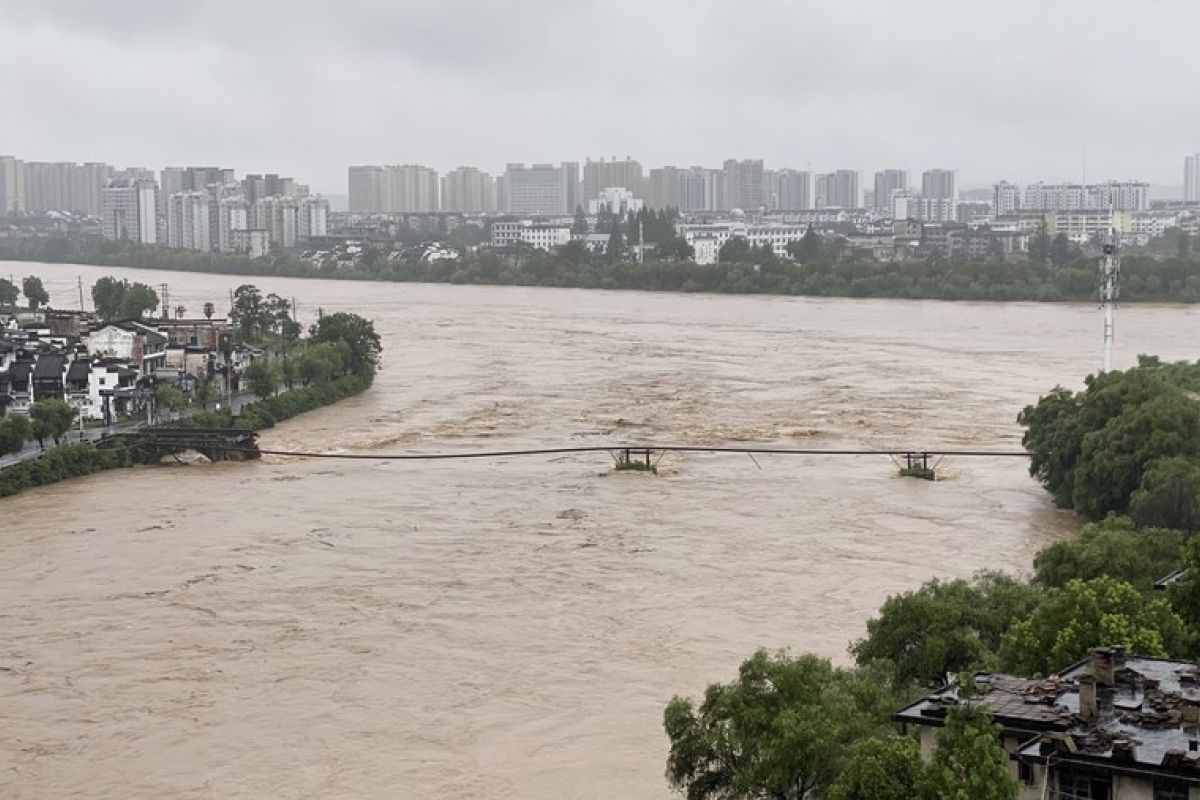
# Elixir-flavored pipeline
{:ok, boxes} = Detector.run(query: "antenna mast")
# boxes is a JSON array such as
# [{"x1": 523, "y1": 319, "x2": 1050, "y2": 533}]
[{"x1": 1100, "y1": 207, "x2": 1120, "y2": 372}]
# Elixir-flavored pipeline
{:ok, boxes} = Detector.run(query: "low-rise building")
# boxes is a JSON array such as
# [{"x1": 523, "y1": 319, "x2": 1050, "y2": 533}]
[
  {"x1": 86, "y1": 322, "x2": 168, "y2": 375},
  {"x1": 896, "y1": 648, "x2": 1200, "y2": 799},
  {"x1": 490, "y1": 220, "x2": 572, "y2": 250}
]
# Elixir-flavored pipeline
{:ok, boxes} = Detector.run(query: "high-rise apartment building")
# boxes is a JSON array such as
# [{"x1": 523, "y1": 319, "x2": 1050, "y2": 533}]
[
  {"x1": 441, "y1": 167, "x2": 497, "y2": 213},
  {"x1": 256, "y1": 196, "x2": 298, "y2": 248},
  {"x1": 1185, "y1": 155, "x2": 1200, "y2": 202},
  {"x1": 722, "y1": 159, "x2": 764, "y2": 211},
  {"x1": 167, "y1": 191, "x2": 212, "y2": 251},
  {"x1": 818, "y1": 170, "x2": 860, "y2": 208},
  {"x1": 348, "y1": 166, "x2": 385, "y2": 213},
  {"x1": 384, "y1": 165, "x2": 438, "y2": 212},
  {"x1": 561, "y1": 161, "x2": 581, "y2": 214},
  {"x1": 648, "y1": 166, "x2": 682, "y2": 210},
  {"x1": 101, "y1": 178, "x2": 158, "y2": 244},
  {"x1": 21, "y1": 161, "x2": 111, "y2": 214},
  {"x1": 499, "y1": 163, "x2": 577, "y2": 215},
  {"x1": 216, "y1": 196, "x2": 250, "y2": 254},
  {"x1": 678, "y1": 167, "x2": 720, "y2": 213},
  {"x1": 1023, "y1": 181, "x2": 1148, "y2": 212},
  {"x1": 921, "y1": 169, "x2": 957, "y2": 200},
  {"x1": 777, "y1": 169, "x2": 812, "y2": 211},
  {"x1": 346, "y1": 165, "x2": 437, "y2": 213},
  {"x1": 0, "y1": 156, "x2": 25, "y2": 213},
  {"x1": 874, "y1": 170, "x2": 908, "y2": 211},
  {"x1": 298, "y1": 197, "x2": 330, "y2": 240},
  {"x1": 993, "y1": 181, "x2": 1021, "y2": 216},
  {"x1": 583, "y1": 158, "x2": 644, "y2": 202}
]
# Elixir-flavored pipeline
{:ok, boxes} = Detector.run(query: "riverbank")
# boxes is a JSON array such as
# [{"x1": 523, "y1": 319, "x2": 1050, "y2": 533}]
[
  {"x1": 4, "y1": 237, "x2": 1200, "y2": 303},
  {"x1": 0, "y1": 374, "x2": 374, "y2": 498}
]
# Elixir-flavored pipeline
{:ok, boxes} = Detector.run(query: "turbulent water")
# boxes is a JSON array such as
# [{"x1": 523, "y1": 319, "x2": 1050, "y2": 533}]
[{"x1": 3, "y1": 261, "x2": 1199, "y2": 798}]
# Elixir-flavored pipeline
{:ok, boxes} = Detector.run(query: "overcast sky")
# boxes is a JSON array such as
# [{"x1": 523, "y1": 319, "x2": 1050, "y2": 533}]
[{"x1": 2, "y1": 0, "x2": 1197, "y2": 195}]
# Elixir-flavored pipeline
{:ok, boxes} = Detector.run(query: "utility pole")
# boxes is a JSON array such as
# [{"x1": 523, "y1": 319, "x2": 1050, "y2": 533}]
[
  {"x1": 77, "y1": 276, "x2": 85, "y2": 311},
  {"x1": 1100, "y1": 207, "x2": 1120, "y2": 373}
]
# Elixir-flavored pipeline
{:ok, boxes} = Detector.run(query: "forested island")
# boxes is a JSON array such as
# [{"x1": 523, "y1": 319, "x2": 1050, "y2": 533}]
[
  {"x1": 6, "y1": 234, "x2": 1200, "y2": 302},
  {"x1": 662, "y1": 355, "x2": 1200, "y2": 798}
]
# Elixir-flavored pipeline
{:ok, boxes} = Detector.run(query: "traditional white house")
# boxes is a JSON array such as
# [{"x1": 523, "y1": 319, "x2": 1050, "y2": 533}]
[{"x1": 86, "y1": 322, "x2": 167, "y2": 376}]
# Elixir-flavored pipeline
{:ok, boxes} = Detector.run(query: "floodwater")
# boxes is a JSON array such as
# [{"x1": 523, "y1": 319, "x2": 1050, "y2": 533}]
[{"x1": 2, "y1": 261, "x2": 1198, "y2": 798}]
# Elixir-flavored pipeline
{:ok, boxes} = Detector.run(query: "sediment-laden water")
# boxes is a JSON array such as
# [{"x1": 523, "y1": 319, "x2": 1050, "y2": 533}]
[{"x1": 3, "y1": 261, "x2": 1197, "y2": 798}]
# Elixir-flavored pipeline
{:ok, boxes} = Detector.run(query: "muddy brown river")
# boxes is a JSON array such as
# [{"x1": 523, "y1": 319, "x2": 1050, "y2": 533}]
[{"x1": 3, "y1": 261, "x2": 1198, "y2": 798}]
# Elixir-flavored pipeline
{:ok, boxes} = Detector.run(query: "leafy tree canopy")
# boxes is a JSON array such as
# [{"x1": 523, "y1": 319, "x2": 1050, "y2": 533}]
[
  {"x1": 0, "y1": 277, "x2": 18, "y2": 307},
  {"x1": 1020, "y1": 357, "x2": 1200, "y2": 518},
  {"x1": 999, "y1": 576, "x2": 1190, "y2": 676},
  {"x1": 91, "y1": 276, "x2": 158, "y2": 319},
  {"x1": 22, "y1": 275, "x2": 49, "y2": 310},
  {"x1": 926, "y1": 704, "x2": 1019, "y2": 800},
  {"x1": 663, "y1": 651, "x2": 901, "y2": 800},
  {"x1": 852, "y1": 571, "x2": 1038, "y2": 688},
  {"x1": 310, "y1": 312, "x2": 380, "y2": 376},
  {"x1": 1033, "y1": 515, "x2": 1187, "y2": 591},
  {"x1": 828, "y1": 735, "x2": 932, "y2": 800}
]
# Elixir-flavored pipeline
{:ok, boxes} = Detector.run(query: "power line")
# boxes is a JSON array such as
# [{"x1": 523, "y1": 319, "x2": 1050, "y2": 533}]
[{"x1": 115, "y1": 439, "x2": 1030, "y2": 462}]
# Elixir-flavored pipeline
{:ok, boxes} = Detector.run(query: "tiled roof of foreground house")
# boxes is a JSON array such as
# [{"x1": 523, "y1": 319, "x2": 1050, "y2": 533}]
[{"x1": 895, "y1": 647, "x2": 1200, "y2": 792}]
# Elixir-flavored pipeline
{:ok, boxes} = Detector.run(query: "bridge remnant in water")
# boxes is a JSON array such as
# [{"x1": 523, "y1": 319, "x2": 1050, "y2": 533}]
[{"x1": 97, "y1": 427, "x2": 260, "y2": 465}]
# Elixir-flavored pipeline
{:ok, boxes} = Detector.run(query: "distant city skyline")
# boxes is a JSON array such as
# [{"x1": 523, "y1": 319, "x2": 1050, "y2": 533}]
[{"x1": 3, "y1": 1, "x2": 1200, "y2": 195}]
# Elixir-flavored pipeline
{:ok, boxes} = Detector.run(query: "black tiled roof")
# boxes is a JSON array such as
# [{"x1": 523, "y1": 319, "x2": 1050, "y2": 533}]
[{"x1": 32, "y1": 353, "x2": 67, "y2": 380}]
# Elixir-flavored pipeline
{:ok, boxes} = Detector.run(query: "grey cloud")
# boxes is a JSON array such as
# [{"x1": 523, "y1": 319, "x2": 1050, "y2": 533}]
[{"x1": 2, "y1": 0, "x2": 1199, "y2": 194}]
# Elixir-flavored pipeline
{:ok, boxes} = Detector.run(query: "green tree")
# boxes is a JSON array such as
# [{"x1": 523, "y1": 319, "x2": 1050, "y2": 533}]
[
  {"x1": 572, "y1": 205, "x2": 589, "y2": 235},
  {"x1": 1020, "y1": 360, "x2": 1200, "y2": 517},
  {"x1": 852, "y1": 572, "x2": 1038, "y2": 688},
  {"x1": 999, "y1": 576, "x2": 1190, "y2": 676},
  {"x1": 1028, "y1": 222, "x2": 1051, "y2": 263},
  {"x1": 1130, "y1": 457, "x2": 1200, "y2": 532},
  {"x1": 309, "y1": 312, "x2": 381, "y2": 375},
  {"x1": 119, "y1": 282, "x2": 159, "y2": 318},
  {"x1": 1033, "y1": 515, "x2": 1187, "y2": 590},
  {"x1": 193, "y1": 377, "x2": 215, "y2": 410},
  {"x1": 91, "y1": 276, "x2": 127, "y2": 319},
  {"x1": 0, "y1": 414, "x2": 31, "y2": 455},
  {"x1": 155, "y1": 383, "x2": 185, "y2": 415},
  {"x1": 29, "y1": 399, "x2": 75, "y2": 447},
  {"x1": 0, "y1": 277, "x2": 18, "y2": 307},
  {"x1": 828, "y1": 735, "x2": 932, "y2": 800},
  {"x1": 663, "y1": 651, "x2": 900, "y2": 800},
  {"x1": 243, "y1": 360, "x2": 279, "y2": 400},
  {"x1": 295, "y1": 348, "x2": 334, "y2": 385},
  {"x1": 1072, "y1": 392, "x2": 1200, "y2": 518},
  {"x1": 90, "y1": 277, "x2": 158, "y2": 319},
  {"x1": 605, "y1": 217, "x2": 625, "y2": 262},
  {"x1": 203, "y1": 301, "x2": 215, "y2": 320},
  {"x1": 719, "y1": 237, "x2": 752, "y2": 263},
  {"x1": 1049, "y1": 233, "x2": 1074, "y2": 266},
  {"x1": 786, "y1": 226, "x2": 823, "y2": 264},
  {"x1": 230, "y1": 284, "x2": 267, "y2": 341},
  {"x1": 1169, "y1": 536, "x2": 1200, "y2": 629},
  {"x1": 22, "y1": 276, "x2": 49, "y2": 310},
  {"x1": 1179, "y1": 232, "x2": 1192, "y2": 259},
  {"x1": 925, "y1": 704, "x2": 1018, "y2": 800},
  {"x1": 265, "y1": 293, "x2": 300, "y2": 344}
]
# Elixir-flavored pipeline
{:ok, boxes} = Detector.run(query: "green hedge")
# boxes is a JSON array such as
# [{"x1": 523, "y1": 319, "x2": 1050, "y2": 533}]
[
  {"x1": 0, "y1": 442, "x2": 131, "y2": 498},
  {"x1": 237, "y1": 372, "x2": 372, "y2": 430},
  {"x1": 172, "y1": 371, "x2": 373, "y2": 432}
]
